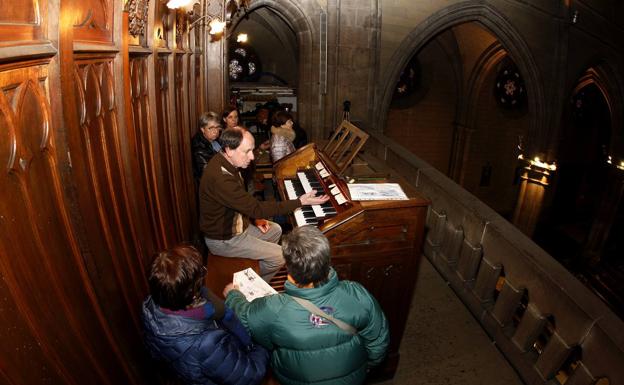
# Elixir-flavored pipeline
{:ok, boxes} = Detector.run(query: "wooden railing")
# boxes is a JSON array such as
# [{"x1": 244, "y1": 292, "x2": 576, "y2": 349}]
[{"x1": 364, "y1": 129, "x2": 624, "y2": 385}]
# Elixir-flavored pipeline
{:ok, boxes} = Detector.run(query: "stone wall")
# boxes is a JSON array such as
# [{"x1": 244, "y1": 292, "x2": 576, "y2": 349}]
[{"x1": 364, "y1": 128, "x2": 624, "y2": 385}]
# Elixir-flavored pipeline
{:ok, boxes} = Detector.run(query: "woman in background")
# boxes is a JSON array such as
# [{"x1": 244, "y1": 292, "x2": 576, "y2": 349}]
[
  {"x1": 270, "y1": 110, "x2": 296, "y2": 163},
  {"x1": 222, "y1": 106, "x2": 240, "y2": 130}
]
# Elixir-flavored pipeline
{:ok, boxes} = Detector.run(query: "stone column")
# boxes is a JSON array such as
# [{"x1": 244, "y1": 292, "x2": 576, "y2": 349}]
[
  {"x1": 583, "y1": 166, "x2": 624, "y2": 264},
  {"x1": 512, "y1": 158, "x2": 556, "y2": 236},
  {"x1": 448, "y1": 123, "x2": 474, "y2": 184}
]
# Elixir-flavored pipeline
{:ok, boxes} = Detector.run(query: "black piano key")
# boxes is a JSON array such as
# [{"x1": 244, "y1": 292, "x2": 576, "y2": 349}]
[{"x1": 306, "y1": 174, "x2": 321, "y2": 183}]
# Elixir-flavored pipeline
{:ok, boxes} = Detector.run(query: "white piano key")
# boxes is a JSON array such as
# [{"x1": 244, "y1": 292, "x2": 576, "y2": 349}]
[
  {"x1": 293, "y1": 208, "x2": 307, "y2": 227},
  {"x1": 311, "y1": 204, "x2": 325, "y2": 218},
  {"x1": 297, "y1": 171, "x2": 313, "y2": 193},
  {"x1": 284, "y1": 180, "x2": 298, "y2": 200}
]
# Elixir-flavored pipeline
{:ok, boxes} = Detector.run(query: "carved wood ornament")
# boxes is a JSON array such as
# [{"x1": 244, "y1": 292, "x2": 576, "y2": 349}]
[
  {"x1": 175, "y1": 10, "x2": 191, "y2": 48},
  {"x1": 74, "y1": 0, "x2": 111, "y2": 31},
  {"x1": 127, "y1": 0, "x2": 149, "y2": 37}
]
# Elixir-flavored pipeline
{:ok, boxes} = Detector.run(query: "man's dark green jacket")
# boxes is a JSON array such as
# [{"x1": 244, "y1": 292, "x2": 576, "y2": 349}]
[{"x1": 225, "y1": 268, "x2": 390, "y2": 385}]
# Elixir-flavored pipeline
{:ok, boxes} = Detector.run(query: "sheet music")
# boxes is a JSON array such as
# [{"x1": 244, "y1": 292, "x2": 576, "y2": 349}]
[
  {"x1": 348, "y1": 183, "x2": 409, "y2": 201},
  {"x1": 233, "y1": 268, "x2": 278, "y2": 301}
]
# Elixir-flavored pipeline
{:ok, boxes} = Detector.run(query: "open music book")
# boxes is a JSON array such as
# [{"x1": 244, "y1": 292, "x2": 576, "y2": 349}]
[
  {"x1": 347, "y1": 183, "x2": 409, "y2": 201},
  {"x1": 233, "y1": 268, "x2": 278, "y2": 301}
]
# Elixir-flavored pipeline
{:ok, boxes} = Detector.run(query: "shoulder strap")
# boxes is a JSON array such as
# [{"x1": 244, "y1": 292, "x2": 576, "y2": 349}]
[{"x1": 288, "y1": 295, "x2": 357, "y2": 335}]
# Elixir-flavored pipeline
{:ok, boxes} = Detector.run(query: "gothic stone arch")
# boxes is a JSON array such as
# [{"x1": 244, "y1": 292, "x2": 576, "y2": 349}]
[
  {"x1": 233, "y1": 0, "x2": 322, "y2": 138},
  {"x1": 375, "y1": 3, "x2": 545, "y2": 156}
]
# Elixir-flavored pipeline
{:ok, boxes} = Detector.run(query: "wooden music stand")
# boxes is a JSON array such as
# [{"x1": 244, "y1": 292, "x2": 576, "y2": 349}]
[{"x1": 322, "y1": 120, "x2": 369, "y2": 175}]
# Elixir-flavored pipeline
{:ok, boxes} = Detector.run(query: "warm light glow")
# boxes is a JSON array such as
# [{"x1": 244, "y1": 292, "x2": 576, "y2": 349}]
[
  {"x1": 237, "y1": 33, "x2": 248, "y2": 43},
  {"x1": 528, "y1": 157, "x2": 557, "y2": 171},
  {"x1": 166, "y1": 0, "x2": 193, "y2": 9},
  {"x1": 182, "y1": 0, "x2": 198, "y2": 13},
  {"x1": 518, "y1": 154, "x2": 524, "y2": 160},
  {"x1": 209, "y1": 19, "x2": 226, "y2": 35},
  {"x1": 618, "y1": 161, "x2": 624, "y2": 171}
]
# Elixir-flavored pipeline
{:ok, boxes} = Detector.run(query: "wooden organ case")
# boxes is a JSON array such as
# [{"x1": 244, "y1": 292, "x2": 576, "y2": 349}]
[{"x1": 274, "y1": 143, "x2": 430, "y2": 379}]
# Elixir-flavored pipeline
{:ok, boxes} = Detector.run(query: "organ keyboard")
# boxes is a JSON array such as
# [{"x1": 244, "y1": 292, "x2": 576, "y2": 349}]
[
  {"x1": 273, "y1": 142, "x2": 430, "y2": 381},
  {"x1": 283, "y1": 169, "x2": 338, "y2": 227}
]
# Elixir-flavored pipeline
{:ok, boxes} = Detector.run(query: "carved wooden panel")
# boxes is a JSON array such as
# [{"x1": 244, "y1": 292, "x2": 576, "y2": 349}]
[
  {"x1": 0, "y1": 62, "x2": 136, "y2": 385},
  {"x1": 129, "y1": 54, "x2": 168, "y2": 249},
  {"x1": 154, "y1": 2, "x2": 171, "y2": 49},
  {"x1": 194, "y1": 54, "x2": 203, "y2": 120},
  {"x1": 155, "y1": 54, "x2": 179, "y2": 244},
  {"x1": 187, "y1": 53, "x2": 194, "y2": 130},
  {"x1": 72, "y1": 0, "x2": 114, "y2": 44},
  {"x1": 175, "y1": 10, "x2": 186, "y2": 49},
  {"x1": 193, "y1": 23, "x2": 201, "y2": 50},
  {"x1": 71, "y1": 55, "x2": 148, "y2": 309},
  {"x1": 174, "y1": 53, "x2": 195, "y2": 239},
  {"x1": 0, "y1": 0, "x2": 47, "y2": 42}
]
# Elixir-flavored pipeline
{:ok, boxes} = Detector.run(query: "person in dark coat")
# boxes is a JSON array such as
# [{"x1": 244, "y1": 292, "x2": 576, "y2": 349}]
[
  {"x1": 141, "y1": 244, "x2": 269, "y2": 385},
  {"x1": 191, "y1": 112, "x2": 222, "y2": 183}
]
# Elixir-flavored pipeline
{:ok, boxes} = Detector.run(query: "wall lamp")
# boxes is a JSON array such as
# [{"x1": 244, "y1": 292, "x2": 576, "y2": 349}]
[
  {"x1": 166, "y1": 0, "x2": 250, "y2": 33},
  {"x1": 607, "y1": 155, "x2": 624, "y2": 171},
  {"x1": 517, "y1": 154, "x2": 557, "y2": 186}
]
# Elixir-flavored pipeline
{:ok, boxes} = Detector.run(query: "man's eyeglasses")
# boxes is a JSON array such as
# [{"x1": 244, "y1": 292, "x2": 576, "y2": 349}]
[{"x1": 208, "y1": 125, "x2": 222, "y2": 131}]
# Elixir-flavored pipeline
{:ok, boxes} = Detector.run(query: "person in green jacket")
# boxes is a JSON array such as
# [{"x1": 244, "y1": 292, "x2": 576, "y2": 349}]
[{"x1": 224, "y1": 226, "x2": 390, "y2": 385}]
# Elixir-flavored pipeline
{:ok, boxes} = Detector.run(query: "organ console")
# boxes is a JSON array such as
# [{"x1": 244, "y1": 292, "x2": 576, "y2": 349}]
[{"x1": 274, "y1": 142, "x2": 430, "y2": 380}]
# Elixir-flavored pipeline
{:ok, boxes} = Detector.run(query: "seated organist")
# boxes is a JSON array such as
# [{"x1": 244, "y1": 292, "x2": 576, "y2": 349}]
[
  {"x1": 223, "y1": 226, "x2": 390, "y2": 385},
  {"x1": 199, "y1": 127, "x2": 329, "y2": 282}
]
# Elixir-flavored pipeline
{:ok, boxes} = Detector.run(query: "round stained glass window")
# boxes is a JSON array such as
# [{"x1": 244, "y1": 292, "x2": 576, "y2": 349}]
[
  {"x1": 229, "y1": 59, "x2": 244, "y2": 80},
  {"x1": 228, "y1": 42, "x2": 261, "y2": 82},
  {"x1": 495, "y1": 66, "x2": 527, "y2": 109}
]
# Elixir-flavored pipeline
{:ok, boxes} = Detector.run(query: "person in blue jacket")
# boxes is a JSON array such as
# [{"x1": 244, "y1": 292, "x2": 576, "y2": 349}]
[{"x1": 141, "y1": 244, "x2": 269, "y2": 385}]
